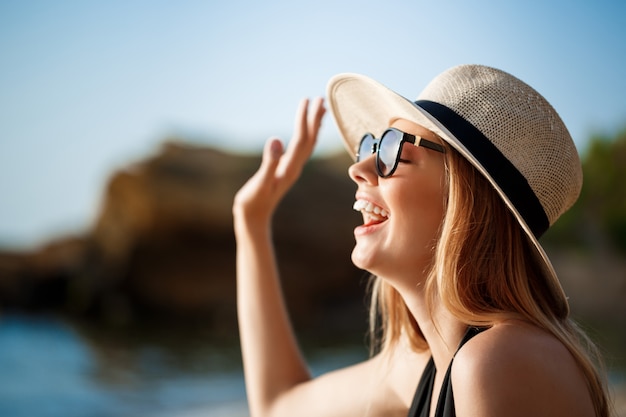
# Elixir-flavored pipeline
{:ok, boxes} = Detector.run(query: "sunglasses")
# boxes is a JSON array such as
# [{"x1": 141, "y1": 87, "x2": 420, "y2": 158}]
[{"x1": 357, "y1": 127, "x2": 445, "y2": 177}]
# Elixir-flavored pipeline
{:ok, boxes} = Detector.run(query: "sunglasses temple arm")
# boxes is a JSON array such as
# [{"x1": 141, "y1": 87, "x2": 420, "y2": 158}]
[{"x1": 419, "y1": 138, "x2": 445, "y2": 153}]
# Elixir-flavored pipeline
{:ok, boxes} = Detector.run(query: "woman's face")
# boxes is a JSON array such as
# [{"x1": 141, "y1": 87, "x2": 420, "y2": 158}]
[{"x1": 349, "y1": 119, "x2": 447, "y2": 288}]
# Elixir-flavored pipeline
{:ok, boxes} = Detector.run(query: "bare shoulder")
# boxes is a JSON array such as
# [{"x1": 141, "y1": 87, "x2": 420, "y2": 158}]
[{"x1": 451, "y1": 322, "x2": 595, "y2": 417}]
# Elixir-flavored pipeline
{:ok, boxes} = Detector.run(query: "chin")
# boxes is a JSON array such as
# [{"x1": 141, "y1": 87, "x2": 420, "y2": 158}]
[
  {"x1": 350, "y1": 246, "x2": 386, "y2": 277},
  {"x1": 350, "y1": 247, "x2": 372, "y2": 272}
]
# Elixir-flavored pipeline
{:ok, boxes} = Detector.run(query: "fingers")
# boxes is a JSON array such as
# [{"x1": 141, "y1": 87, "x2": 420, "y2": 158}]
[
  {"x1": 294, "y1": 97, "x2": 310, "y2": 144},
  {"x1": 281, "y1": 98, "x2": 312, "y2": 168},
  {"x1": 258, "y1": 138, "x2": 283, "y2": 183},
  {"x1": 308, "y1": 96, "x2": 326, "y2": 139},
  {"x1": 278, "y1": 97, "x2": 325, "y2": 180},
  {"x1": 233, "y1": 97, "x2": 325, "y2": 222}
]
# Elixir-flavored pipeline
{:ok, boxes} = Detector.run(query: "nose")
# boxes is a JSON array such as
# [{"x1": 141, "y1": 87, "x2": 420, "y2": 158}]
[{"x1": 349, "y1": 154, "x2": 379, "y2": 185}]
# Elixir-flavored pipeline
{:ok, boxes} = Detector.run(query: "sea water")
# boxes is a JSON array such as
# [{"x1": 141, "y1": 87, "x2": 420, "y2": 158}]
[{"x1": 0, "y1": 314, "x2": 367, "y2": 417}]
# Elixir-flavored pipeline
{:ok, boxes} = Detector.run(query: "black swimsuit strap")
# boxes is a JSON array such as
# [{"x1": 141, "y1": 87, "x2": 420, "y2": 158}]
[
  {"x1": 407, "y1": 327, "x2": 486, "y2": 417},
  {"x1": 407, "y1": 357, "x2": 436, "y2": 417}
]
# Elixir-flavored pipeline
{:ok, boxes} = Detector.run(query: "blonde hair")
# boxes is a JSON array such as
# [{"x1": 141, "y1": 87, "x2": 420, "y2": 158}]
[{"x1": 368, "y1": 146, "x2": 610, "y2": 416}]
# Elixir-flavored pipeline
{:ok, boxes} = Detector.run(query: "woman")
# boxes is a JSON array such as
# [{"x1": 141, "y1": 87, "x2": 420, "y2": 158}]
[{"x1": 233, "y1": 65, "x2": 610, "y2": 417}]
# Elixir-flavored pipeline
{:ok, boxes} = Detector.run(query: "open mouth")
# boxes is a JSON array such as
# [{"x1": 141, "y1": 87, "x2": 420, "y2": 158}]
[{"x1": 353, "y1": 199, "x2": 389, "y2": 225}]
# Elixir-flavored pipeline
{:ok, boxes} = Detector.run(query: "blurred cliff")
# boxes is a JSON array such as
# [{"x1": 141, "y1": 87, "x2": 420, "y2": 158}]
[
  {"x1": 0, "y1": 141, "x2": 364, "y2": 338},
  {"x1": 0, "y1": 129, "x2": 624, "y2": 349}
]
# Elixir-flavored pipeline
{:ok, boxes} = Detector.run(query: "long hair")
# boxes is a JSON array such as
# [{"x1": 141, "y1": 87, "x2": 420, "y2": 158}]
[{"x1": 368, "y1": 146, "x2": 610, "y2": 416}]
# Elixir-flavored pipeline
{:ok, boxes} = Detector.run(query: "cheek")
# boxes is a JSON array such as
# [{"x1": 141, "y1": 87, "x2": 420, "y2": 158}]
[{"x1": 394, "y1": 183, "x2": 445, "y2": 249}]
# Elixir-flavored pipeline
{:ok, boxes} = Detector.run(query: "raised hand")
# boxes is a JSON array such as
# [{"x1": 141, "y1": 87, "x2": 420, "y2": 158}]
[{"x1": 233, "y1": 97, "x2": 326, "y2": 227}]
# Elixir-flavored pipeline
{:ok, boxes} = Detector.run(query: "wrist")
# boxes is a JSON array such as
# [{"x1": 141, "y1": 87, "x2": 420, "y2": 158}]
[{"x1": 233, "y1": 210, "x2": 272, "y2": 239}]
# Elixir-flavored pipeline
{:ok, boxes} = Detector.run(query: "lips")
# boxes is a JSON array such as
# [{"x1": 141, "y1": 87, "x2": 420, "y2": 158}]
[{"x1": 353, "y1": 199, "x2": 389, "y2": 225}]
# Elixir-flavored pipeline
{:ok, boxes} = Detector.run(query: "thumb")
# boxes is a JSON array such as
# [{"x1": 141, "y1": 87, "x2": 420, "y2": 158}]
[{"x1": 258, "y1": 138, "x2": 283, "y2": 181}]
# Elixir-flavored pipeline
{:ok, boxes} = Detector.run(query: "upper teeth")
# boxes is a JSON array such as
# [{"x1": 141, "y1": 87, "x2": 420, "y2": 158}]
[{"x1": 353, "y1": 199, "x2": 389, "y2": 217}]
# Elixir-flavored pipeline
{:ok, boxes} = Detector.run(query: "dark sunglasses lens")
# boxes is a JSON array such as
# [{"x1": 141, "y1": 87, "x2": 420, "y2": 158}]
[
  {"x1": 378, "y1": 130, "x2": 402, "y2": 176},
  {"x1": 357, "y1": 134, "x2": 376, "y2": 162}
]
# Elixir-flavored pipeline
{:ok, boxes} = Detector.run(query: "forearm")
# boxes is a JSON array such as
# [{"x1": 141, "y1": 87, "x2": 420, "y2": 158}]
[{"x1": 235, "y1": 217, "x2": 310, "y2": 416}]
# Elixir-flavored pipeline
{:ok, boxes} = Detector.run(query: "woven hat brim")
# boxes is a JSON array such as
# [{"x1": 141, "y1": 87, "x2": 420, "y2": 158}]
[{"x1": 326, "y1": 72, "x2": 567, "y2": 309}]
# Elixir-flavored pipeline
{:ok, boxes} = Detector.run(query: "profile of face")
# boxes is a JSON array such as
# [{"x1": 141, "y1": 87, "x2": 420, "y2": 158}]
[{"x1": 349, "y1": 119, "x2": 447, "y2": 291}]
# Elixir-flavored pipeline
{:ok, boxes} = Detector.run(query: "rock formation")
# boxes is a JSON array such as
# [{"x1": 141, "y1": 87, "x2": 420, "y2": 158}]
[{"x1": 0, "y1": 141, "x2": 367, "y2": 337}]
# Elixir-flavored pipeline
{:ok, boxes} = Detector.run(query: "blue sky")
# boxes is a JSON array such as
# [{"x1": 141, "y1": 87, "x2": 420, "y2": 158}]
[{"x1": 1, "y1": 0, "x2": 625, "y2": 248}]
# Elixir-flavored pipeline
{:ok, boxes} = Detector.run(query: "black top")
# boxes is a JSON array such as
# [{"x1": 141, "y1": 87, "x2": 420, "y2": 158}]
[{"x1": 407, "y1": 327, "x2": 485, "y2": 417}]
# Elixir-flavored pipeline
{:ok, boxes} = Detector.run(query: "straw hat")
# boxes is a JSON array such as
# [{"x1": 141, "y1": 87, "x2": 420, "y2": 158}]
[{"x1": 326, "y1": 64, "x2": 582, "y2": 311}]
